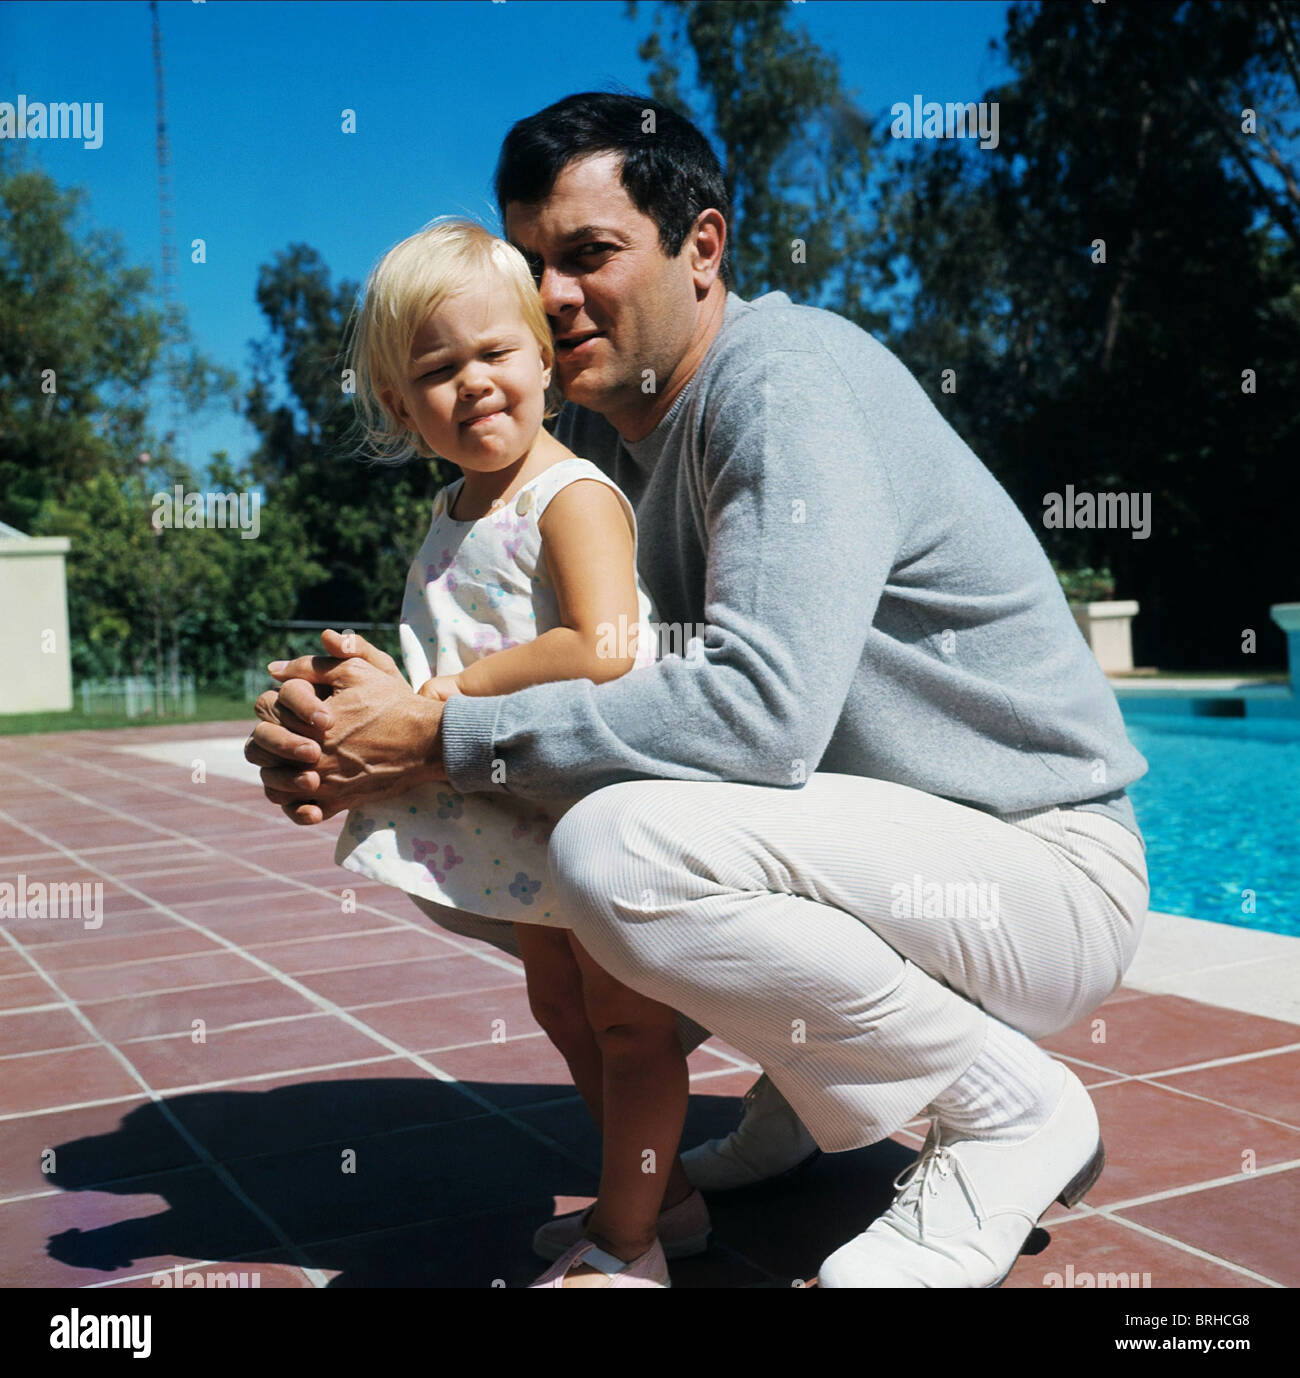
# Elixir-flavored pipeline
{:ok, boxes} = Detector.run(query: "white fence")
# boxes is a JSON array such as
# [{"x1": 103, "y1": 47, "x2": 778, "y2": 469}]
[{"x1": 77, "y1": 675, "x2": 196, "y2": 718}]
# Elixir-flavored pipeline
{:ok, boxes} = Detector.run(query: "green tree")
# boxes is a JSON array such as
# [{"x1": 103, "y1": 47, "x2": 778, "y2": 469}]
[
  {"x1": 629, "y1": 0, "x2": 887, "y2": 329},
  {"x1": 244, "y1": 244, "x2": 446, "y2": 629},
  {"x1": 871, "y1": 0, "x2": 1300, "y2": 670},
  {"x1": 2, "y1": 163, "x2": 325, "y2": 688},
  {"x1": 32, "y1": 453, "x2": 324, "y2": 687},
  {"x1": 0, "y1": 165, "x2": 234, "y2": 531}
]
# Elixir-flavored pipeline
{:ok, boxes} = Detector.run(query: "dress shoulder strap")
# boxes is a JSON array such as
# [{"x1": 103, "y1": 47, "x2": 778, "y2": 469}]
[{"x1": 526, "y1": 457, "x2": 637, "y2": 540}]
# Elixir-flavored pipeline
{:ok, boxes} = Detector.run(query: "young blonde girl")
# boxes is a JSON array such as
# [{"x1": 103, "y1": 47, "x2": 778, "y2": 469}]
[{"x1": 335, "y1": 218, "x2": 708, "y2": 1287}]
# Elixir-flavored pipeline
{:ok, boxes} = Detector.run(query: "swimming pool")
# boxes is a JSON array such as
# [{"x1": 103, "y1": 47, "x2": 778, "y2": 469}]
[{"x1": 1122, "y1": 714, "x2": 1300, "y2": 938}]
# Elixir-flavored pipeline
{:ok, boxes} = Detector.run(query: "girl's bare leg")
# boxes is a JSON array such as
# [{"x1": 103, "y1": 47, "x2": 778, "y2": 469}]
[
  {"x1": 514, "y1": 924, "x2": 694, "y2": 1286},
  {"x1": 564, "y1": 931, "x2": 691, "y2": 1278},
  {"x1": 514, "y1": 923, "x2": 605, "y2": 1124}
]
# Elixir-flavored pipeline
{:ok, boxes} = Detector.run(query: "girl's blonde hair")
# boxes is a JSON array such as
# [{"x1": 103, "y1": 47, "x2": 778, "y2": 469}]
[{"x1": 345, "y1": 217, "x2": 557, "y2": 463}]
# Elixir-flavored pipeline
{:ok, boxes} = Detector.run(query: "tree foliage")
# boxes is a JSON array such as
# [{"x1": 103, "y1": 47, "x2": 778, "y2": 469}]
[
  {"x1": 872, "y1": 0, "x2": 1299, "y2": 668},
  {"x1": 33, "y1": 454, "x2": 322, "y2": 685},
  {"x1": 630, "y1": 0, "x2": 886, "y2": 329},
  {"x1": 243, "y1": 244, "x2": 448, "y2": 628},
  {"x1": 631, "y1": 0, "x2": 1299, "y2": 670},
  {"x1": 1, "y1": 163, "x2": 320, "y2": 687}
]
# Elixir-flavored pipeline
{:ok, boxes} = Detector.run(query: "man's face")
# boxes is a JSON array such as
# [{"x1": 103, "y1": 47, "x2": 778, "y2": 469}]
[{"x1": 504, "y1": 153, "x2": 701, "y2": 425}]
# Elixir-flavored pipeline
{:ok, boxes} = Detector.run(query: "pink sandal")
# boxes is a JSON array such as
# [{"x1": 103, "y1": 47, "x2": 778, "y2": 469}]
[{"x1": 528, "y1": 1236, "x2": 671, "y2": 1288}]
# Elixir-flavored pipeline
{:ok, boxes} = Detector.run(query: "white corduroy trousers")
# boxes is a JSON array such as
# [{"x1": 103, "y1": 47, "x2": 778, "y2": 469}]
[{"x1": 412, "y1": 773, "x2": 1148, "y2": 1153}]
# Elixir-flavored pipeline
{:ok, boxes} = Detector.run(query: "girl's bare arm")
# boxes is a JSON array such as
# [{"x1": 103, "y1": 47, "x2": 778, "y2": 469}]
[{"x1": 436, "y1": 479, "x2": 642, "y2": 698}]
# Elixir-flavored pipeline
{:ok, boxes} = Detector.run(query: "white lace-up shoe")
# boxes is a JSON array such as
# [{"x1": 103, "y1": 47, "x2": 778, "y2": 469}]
[
  {"x1": 681, "y1": 1073, "x2": 821, "y2": 1192},
  {"x1": 817, "y1": 1064, "x2": 1105, "y2": 1288}
]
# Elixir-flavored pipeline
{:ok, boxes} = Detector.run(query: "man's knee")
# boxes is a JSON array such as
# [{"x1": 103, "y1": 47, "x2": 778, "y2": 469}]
[
  {"x1": 549, "y1": 782, "x2": 649, "y2": 896},
  {"x1": 548, "y1": 782, "x2": 683, "y2": 984}
]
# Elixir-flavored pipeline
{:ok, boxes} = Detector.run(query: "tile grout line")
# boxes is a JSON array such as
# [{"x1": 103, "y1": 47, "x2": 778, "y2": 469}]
[
  {"x1": 1, "y1": 761, "x2": 530, "y2": 980},
  {"x1": 1058, "y1": 1155, "x2": 1300, "y2": 1218},
  {"x1": 2, "y1": 1020, "x2": 750, "y2": 1119},
  {"x1": 0, "y1": 925, "x2": 452, "y2": 983},
  {"x1": 1065, "y1": 1202, "x2": 1286, "y2": 1288},
  {"x1": 10, "y1": 750, "x2": 1290, "y2": 1289},
  {"x1": 0, "y1": 804, "x2": 615, "y2": 1282},
  {"x1": 1, "y1": 972, "x2": 526, "y2": 1028},
  {"x1": 80, "y1": 1257, "x2": 300, "y2": 1289},
  {"x1": 0, "y1": 1051, "x2": 745, "y2": 1193},
  {"x1": 4, "y1": 773, "x2": 1293, "y2": 1083},
  {"x1": 6, "y1": 765, "x2": 761, "y2": 1083},
  {"x1": 1129, "y1": 947, "x2": 1300, "y2": 982},
  {"x1": 0, "y1": 832, "x2": 526, "y2": 993},
  {"x1": 0, "y1": 838, "x2": 200, "y2": 865},
  {"x1": 1052, "y1": 1040, "x2": 1300, "y2": 1083},
  {"x1": 0, "y1": 989, "x2": 529, "y2": 1059},
  {"x1": 1128, "y1": 1073, "x2": 1300, "y2": 1134},
  {"x1": 0, "y1": 912, "x2": 329, "y2": 1284}
]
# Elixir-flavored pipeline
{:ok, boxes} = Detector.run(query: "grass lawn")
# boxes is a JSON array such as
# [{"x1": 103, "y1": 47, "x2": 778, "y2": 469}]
[{"x1": 0, "y1": 693, "x2": 255, "y2": 736}]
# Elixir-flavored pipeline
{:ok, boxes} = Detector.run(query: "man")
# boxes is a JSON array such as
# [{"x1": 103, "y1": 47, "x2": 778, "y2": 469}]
[{"x1": 247, "y1": 92, "x2": 1149, "y2": 1287}]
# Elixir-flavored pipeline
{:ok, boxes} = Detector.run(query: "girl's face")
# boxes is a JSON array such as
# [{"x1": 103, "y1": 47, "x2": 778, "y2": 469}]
[{"x1": 383, "y1": 282, "x2": 551, "y2": 471}]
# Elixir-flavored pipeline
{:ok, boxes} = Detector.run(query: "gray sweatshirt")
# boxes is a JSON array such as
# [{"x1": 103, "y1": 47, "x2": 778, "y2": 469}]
[{"x1": 440, "y1": 290, "x2": 1147, "y2": 843}]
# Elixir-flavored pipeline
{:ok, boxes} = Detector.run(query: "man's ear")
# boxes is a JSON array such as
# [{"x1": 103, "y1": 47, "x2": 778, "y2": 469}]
[{"x1": 689, "y1": 209, "x2": 726, "y2": 292}]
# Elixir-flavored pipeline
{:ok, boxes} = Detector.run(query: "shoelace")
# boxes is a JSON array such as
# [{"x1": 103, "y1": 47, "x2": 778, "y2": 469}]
[{"x1": 891, "y1": 1120, "x2": 990, "y2": 1239}]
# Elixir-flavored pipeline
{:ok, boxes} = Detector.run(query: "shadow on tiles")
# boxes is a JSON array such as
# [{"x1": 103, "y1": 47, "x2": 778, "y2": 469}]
[{"x1": 41, "y1": 1078, "x2": 937, "y2": 1287}]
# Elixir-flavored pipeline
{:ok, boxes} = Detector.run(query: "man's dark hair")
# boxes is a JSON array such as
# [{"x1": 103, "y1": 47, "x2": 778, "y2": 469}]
[{"x1": 494, "y1": 91, "x2": 731, "y2": 285}]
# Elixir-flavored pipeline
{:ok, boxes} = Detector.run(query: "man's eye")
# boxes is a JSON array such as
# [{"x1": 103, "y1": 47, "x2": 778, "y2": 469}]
[{"x1": 579, "y1": 243, "x2": 613, "y2": 257}]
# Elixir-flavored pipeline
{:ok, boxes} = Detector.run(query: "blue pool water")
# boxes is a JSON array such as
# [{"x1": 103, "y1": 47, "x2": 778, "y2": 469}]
[{"x1": 1122, "y1": 715, "x2": 1300, "y2": 937}]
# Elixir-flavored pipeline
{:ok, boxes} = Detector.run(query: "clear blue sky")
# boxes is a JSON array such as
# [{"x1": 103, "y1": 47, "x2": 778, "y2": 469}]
[{"x1": 2, "y1": 0, "x2": 1014, "y2": 469}]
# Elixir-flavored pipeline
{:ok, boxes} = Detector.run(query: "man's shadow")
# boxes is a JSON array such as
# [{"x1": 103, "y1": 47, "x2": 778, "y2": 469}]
[{"x1": 44, "y1": 1079, "x2": 1041, "y2": 1286}]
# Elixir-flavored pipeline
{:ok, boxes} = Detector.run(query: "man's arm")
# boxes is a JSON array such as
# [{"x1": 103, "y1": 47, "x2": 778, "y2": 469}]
[
  {"x1": 440, "y1": 345, "x2": 902, "y2": 797},
  {"x1": 252, "y1": 343, "x2": 902, "y2": 817}
]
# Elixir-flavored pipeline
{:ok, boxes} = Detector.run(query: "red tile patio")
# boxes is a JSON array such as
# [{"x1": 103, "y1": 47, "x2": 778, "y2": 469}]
[{"x1": 1, "y1": 722, "x2": 1295, "y2": 1289}]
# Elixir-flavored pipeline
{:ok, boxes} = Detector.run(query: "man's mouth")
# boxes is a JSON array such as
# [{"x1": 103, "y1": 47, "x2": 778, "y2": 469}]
[{"x1": 555, "y1": 331, "x2": 604, "y2": 357}]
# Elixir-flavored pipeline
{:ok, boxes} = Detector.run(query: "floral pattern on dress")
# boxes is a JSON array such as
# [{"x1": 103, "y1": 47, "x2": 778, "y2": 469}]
[
  {"x1": 335, "y1": 457, "x2": 657, "y2": 929},
  {"x1": 412, "y1": 839, "x2": 465, "y2": 883},
  {"x1": 509, "y1": 872, "x2": 542, "y2": 906}
]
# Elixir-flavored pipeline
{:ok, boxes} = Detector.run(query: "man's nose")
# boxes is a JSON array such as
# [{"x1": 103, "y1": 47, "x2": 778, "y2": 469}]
[{"x1": 538, "y1": 263, "x2": 582, "y2": 317}]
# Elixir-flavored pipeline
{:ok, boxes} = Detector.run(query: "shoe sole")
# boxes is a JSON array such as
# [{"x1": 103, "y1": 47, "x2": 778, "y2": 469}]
[{"x1": 804, "y1": 1138, "x2": 1106, "y2": 1290}]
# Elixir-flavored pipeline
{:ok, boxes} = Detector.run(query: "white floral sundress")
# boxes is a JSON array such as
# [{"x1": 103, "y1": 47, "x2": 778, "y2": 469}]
[{"x1": 334, "y1": 456, "x2": 658, "y2": 928}]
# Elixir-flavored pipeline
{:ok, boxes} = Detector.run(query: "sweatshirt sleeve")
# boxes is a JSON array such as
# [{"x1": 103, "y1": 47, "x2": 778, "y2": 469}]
[{"x1": 438, "y1": 342, "x2": 904, "y2": 797}]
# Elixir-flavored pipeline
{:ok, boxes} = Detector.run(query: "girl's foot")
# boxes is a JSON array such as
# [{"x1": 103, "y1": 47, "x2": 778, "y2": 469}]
[
  {"x1": 528, "y1": 1236, "x2": 670, "y2": 1288},
  {"x1": 531, "y1": 1187, "x2": 712, "y2": 1261}
]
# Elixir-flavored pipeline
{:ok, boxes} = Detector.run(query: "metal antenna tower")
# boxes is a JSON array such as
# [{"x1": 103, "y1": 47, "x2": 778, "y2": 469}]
[{"x1": 150, "y1": 0, "x2": 185, "y2": 462}]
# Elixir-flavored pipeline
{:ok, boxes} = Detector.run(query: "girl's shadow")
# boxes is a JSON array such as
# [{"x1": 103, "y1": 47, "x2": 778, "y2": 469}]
[{"x1": 43, "y1": 1079, "x2": 947, "y2": 1286}]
